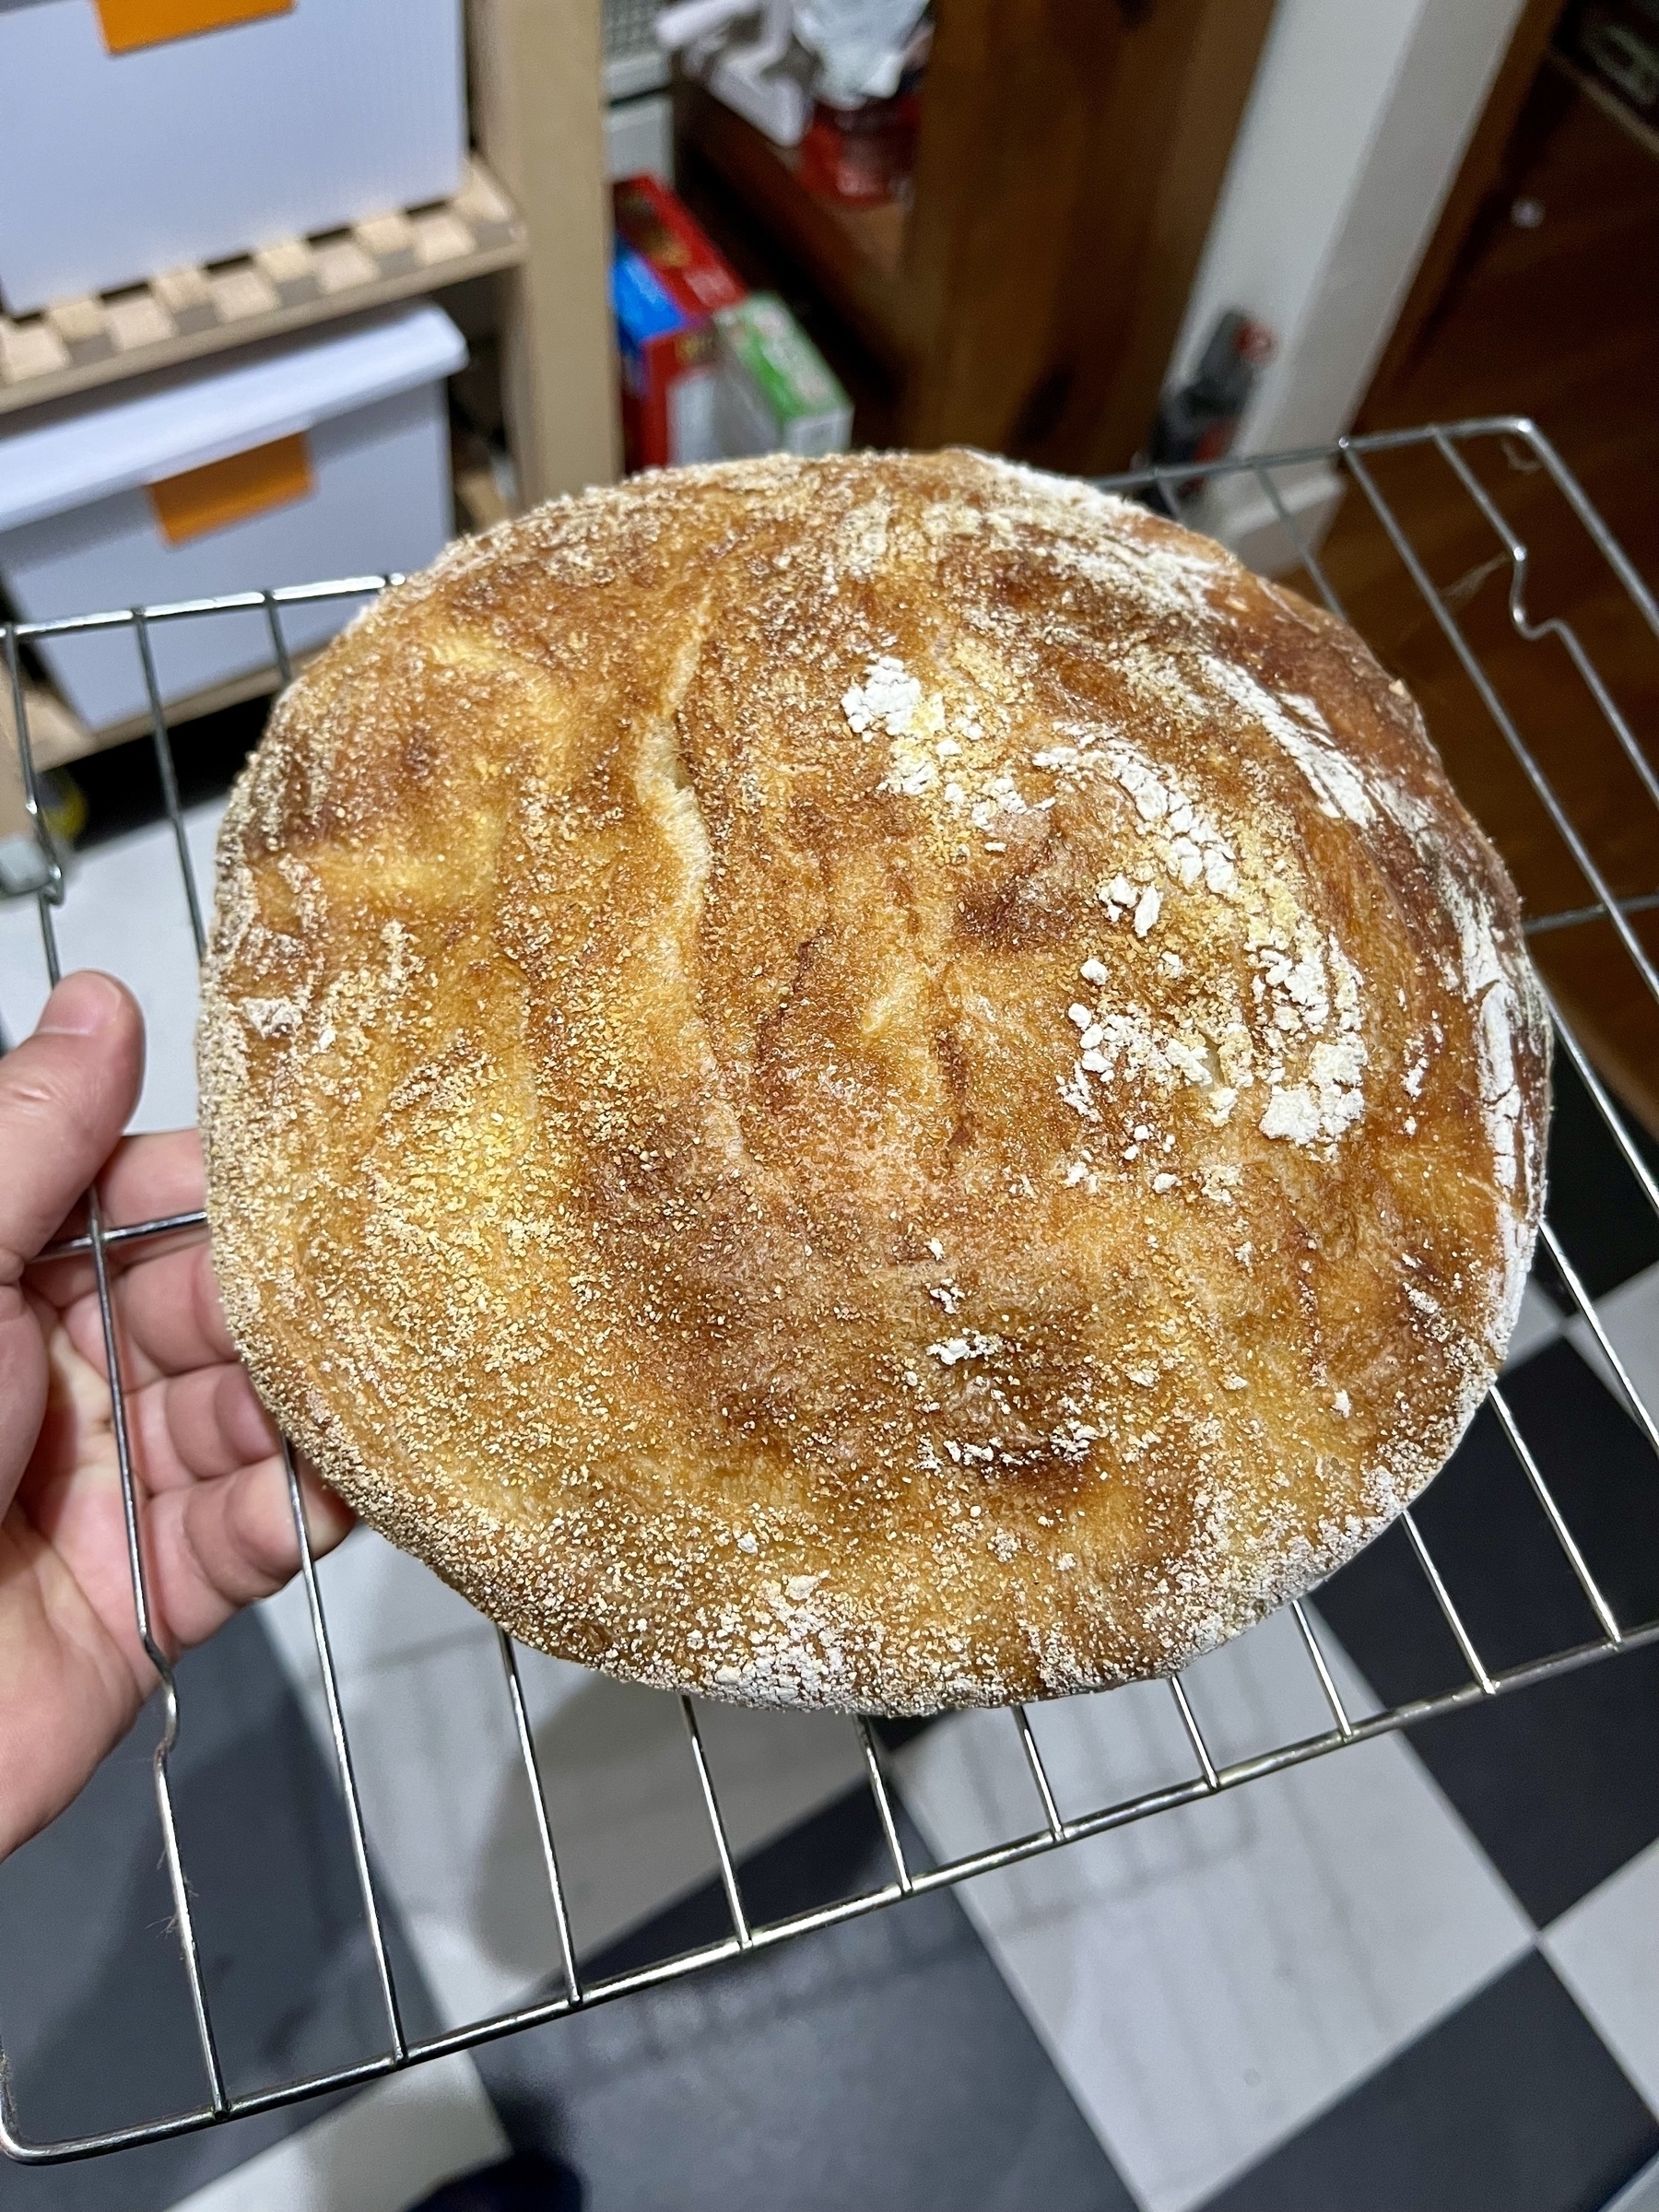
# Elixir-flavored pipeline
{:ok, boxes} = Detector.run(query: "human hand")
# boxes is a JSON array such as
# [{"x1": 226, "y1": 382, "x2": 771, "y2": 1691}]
[{"x1": 0, "y1": 971, "x2": 352, "y2": 1859}]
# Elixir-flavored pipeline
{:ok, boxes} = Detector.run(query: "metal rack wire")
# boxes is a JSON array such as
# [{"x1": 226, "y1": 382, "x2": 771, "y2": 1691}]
[{"x1": 3, "y1": 416, "x2": 1657, "y2": 2165}]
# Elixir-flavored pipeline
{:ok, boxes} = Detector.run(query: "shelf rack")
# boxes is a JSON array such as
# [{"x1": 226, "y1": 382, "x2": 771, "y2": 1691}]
[
  {"x1": 0, "y1": 157, "x2": 524, "y2": 420},
  {"x1": 3, "y1": 415, "x2": 1657, "y2": 2165}
]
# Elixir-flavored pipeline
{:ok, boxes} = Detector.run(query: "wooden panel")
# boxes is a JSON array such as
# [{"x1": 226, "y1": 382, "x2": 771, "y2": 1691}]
[
  {"x1": 898, "y1": 0, "x2": 1277, "y2": 467},
  {"x1": 469, "y1": 0, "x2": 621, "y2": 502},
  {"x1": 897, "y1": 0, "x2": 1124, "y2": 453},
  {"x1": 1363, "y1": 0, "x2": 1570, "y2": 413},
  {"x1": 1, "y1": 681, "x2": 88, "y2": 843},
  {"x1": 1047, "y1": 0, "x2": 1280, "y2": 474}
]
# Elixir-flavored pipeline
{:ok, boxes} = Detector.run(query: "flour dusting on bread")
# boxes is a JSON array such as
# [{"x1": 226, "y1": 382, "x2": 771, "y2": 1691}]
[{"x1": 200, "y1": 449, "x2": 1548, "y2": 1714}]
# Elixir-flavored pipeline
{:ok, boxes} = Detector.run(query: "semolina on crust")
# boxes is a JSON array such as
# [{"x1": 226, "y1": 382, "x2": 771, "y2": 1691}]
[{"x1": 198, "y1": 450, "x2": 1548, "y2": 1714}]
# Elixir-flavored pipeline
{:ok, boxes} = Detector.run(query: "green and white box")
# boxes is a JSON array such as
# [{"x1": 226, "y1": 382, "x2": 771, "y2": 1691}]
[{"x1": 715, "y1": 295, "x2": 853, "y2": 459}]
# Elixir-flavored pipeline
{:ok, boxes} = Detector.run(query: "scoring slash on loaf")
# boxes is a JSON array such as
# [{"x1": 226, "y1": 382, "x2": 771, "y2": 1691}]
[{"x1": 199, "y1": 449, "x2": 1549, "y2": 1714}]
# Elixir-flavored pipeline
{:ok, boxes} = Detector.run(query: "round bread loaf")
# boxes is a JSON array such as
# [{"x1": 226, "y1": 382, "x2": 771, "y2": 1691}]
[{"x1": 200, "y1": 449, "x2": 1548, "y2": 1713}]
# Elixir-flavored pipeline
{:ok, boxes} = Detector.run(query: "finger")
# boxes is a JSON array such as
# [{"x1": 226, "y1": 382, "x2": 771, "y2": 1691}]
[
  {"x1": 0, "y1": 1313, "x2": 49, "y2": 1522},
  {"x1": 100, "y1": 1129, "x2": 205, "y2": 1233},
  {"x1": 41, "y1": 1130, "x2": 204, "y2": 1250},
  {"x1": 59, "y1": 1240, "x2": 235, "y2": 1385},
  {"x1": 147, "y1": 1456, "x2": 355, "y2": 1649},
  {"x1": 127, "y1": 1360, "x2": 281, "y2": 1488},
  {"x1": 0, "y1": 1512, "x2": 147, "y2": 1860},
  {"x1": 1, "y1": 974, "x2": 142, "y2": 1506},
  {"x1": 0, "y1": 973, "x2": 144, "y2": 1277},
  {"x1": 29, "y1": 1130, "x2": 206, "y2": 1307}
]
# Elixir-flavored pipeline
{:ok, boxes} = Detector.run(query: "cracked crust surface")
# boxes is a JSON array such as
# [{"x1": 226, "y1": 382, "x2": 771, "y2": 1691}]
[{"x1": 199, "y1": 450, "x2": 1549, "y2": 1713}]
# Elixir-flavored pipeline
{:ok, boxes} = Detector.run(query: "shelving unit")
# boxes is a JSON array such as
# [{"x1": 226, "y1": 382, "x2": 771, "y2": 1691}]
[
  {"x1": 0, "y1": 3, "x2": 622, "y2": 511},
  {"x1": 0, "y1": 159, "x2": 524, "y2": 419},
  {"x1": 678, "y1": 0, "x2": 1278, "y2": 470},
  {"x1": 467, "y1": 0, "x2": 621, "y2": 505},
  {"x1": 0, "y1": 0, "x2": 625, "y2": 795},
  {"x1": 679, "y1": 83, "x2": 910, "y2": 372}
]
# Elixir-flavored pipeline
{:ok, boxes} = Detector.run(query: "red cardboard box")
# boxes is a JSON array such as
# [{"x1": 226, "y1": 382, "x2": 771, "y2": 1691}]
[{"x1": 611, "y1": 175, "x2": 747, "y2": 471}]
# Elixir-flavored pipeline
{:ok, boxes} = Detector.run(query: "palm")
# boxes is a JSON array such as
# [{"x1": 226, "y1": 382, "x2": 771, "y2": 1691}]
[{"x1": 2, "y1": 1007, "x2": 350, "y2": 1861}]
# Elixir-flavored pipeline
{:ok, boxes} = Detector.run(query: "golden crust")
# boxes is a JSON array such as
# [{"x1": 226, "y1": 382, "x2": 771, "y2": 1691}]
[{"x1": 199, "y1": 450, "x2": 1548, "y2": 1713}]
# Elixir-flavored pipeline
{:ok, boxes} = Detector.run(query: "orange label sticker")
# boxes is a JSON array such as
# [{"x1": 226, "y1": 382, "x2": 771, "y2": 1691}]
[
  {"x1": 95, "y1": 0, "x2": 292, "y2": 56},
  {"x1": 147, "y1": 432, "x2": 313, "y2": 546}
]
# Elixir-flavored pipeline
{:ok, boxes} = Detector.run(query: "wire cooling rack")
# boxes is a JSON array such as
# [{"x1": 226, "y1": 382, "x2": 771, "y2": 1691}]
[{"x1": 3, "y1": 416, "x2": 1658, "y2": 2164}]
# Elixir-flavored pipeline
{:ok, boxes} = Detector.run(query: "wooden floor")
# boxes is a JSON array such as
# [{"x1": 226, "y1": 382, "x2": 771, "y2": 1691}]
[{"x1": 1300, "y1": 63, "x2": 1659, "y2": 1130}]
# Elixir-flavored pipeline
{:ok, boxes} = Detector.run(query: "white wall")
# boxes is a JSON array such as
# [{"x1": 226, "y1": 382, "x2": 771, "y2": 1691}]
[{"x1": 1169, "y1": 0, "x2": 1528, "y2": 568}]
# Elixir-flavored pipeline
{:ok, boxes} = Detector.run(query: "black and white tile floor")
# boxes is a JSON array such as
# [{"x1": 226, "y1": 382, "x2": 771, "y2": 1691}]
[{"x1": 2, "y1": 798, "x2": 1656, "y2": 2212}]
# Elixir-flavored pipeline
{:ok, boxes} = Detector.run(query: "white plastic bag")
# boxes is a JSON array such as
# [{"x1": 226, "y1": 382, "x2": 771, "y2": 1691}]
[{"x1": 793, "y1": 0, "x2": 928, "y2": 102}]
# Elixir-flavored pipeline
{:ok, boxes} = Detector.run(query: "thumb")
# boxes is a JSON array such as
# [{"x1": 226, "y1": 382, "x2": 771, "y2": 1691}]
[{"x1": 0, "y1": 972, "x2": 145, "y2": 1280}]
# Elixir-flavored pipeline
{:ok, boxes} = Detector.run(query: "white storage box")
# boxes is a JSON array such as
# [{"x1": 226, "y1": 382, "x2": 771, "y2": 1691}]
[
  {"x1": 0, "y1": 301, "x2": 465, "y2": 730},
  {"x1": 0, "y1": 0, "x2": 465, "y2": 315}
]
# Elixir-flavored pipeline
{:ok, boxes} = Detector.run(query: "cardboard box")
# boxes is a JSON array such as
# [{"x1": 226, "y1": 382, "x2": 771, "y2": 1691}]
[
  {"x1": 0, "y1": 0, "x2": 465, "y2": 315},
  {"x1": 0, "y1": 303, "x2": 465, "y2": 729},
  {"x1": 611, "y1": 175, "x2": 747, "y2": 471},
  {"x1": 715, "y1": 295, "x2": 853, "y2": 458}
]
